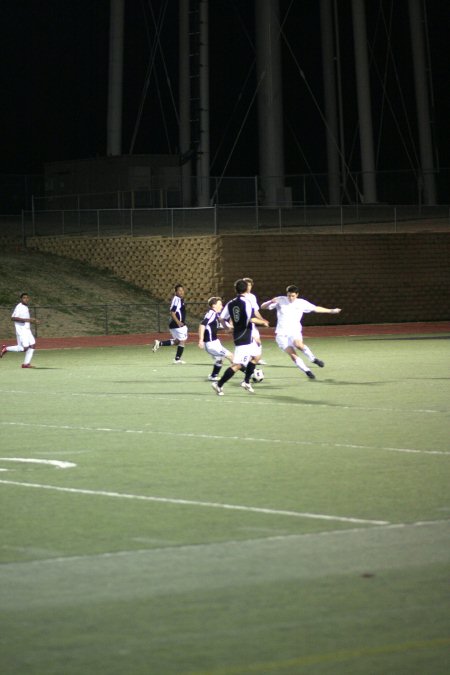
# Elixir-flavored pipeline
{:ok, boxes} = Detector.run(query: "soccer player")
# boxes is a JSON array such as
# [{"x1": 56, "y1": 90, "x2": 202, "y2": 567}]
[
  {"x1": 1, "y1": 292, "x2": 40, "y2": 368},
  {"x1": 198, "y1": 297, "x2": 233, "y2": 381},
  {"x1": 261, "y1": 285, "x2": 341, "y2": 379},
  {"x1": 211, "y1": 279, "x2": 269, "y2": 396},
  {"x1": 152, "y1": 284, "x2": 188, "y2": 363}
]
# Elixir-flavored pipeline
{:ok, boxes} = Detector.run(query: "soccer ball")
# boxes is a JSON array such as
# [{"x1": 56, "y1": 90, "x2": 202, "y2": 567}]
[{"x1": 252, "y1": 368, "x2": 264, "y2": 383}]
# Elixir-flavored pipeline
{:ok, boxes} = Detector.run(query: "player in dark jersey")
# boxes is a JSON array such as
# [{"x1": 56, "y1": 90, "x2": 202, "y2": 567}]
[
  {"x1": 198, "y1": 297, "x2": 233, "y2": 381},
  {"x1": 152, "y1": 284, "x2": 188, "y2": 363},
  {"x1": 211, "y1": 279, "x2": 269, "y2": 396}
]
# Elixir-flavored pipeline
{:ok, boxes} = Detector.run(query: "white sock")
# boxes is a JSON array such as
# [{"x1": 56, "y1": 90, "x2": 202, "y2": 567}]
[
  {"x1": 24, "y1": 348, "x2": 34, "y2": 365},
  {"x1": 7, "y1": 345, "x2": 24, "y2": 353},
  {"x1": 302, "y1": 345, "x2": 315, "y2": 362},
  {"x1": 294, "y1": 356, "x2": 309, "y2": 372}
]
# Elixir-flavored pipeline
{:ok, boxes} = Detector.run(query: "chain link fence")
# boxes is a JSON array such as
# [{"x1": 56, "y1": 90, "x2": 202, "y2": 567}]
[
  {"x1": 6, "y1": 203, "x2": 446, "y2": 239},
  {"x1": 1, "y1": 169, "x2": 449, "y2": 238}
]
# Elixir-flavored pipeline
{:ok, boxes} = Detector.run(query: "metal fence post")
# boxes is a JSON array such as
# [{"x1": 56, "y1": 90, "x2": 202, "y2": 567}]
[
  {"x1": 21, "y1": 210, "x2": 26, "y2": 245},
  {"x1": 255, "y1": 175, "x2": 259, "y2": 230},
  {"x1": 33, "y1": 306, "x2": 38, "y2": 338},
  {"x1": 31, "y1": 195, "x2": 36, "y2": 236}
]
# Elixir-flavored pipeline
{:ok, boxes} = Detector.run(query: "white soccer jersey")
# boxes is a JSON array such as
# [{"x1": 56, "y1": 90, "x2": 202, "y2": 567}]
[
  {"x1": 11, "y1": 301, "x2": 35, "y2": 348},
  {"x1": 246, "y1": 292, "x2": 259, "y2": 311},
  {"x1": 12, "y1": 302, "x2": 31, "y2": 334},
  {"x1": 246, "y1": 291, "x2": 261, "y2": 341},
  {"x1": 270, "y1": 296, "x2": 317, "y2": 336}
]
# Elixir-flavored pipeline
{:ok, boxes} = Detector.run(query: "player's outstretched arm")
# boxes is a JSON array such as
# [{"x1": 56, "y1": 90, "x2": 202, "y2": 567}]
[
  {"x1": 314, "y1": 306, "x2": 341, "y2": 314},
  {"x1": 251, "y1": 317, "x2": 270, "y2": 327}
]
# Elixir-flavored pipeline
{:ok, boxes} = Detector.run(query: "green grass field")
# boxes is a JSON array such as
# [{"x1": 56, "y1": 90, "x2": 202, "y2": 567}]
[{"x1": 1, "y1": 333, "x2": 449, "y2": 674}]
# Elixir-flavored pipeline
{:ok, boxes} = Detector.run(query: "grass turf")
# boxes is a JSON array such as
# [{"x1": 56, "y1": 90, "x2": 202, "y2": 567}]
[{"x1": 1, "y1": 334, "x2": 449, "y2": 674}]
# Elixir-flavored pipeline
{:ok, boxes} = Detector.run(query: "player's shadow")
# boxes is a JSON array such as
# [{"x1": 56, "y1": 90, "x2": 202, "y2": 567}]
[
  {"x1": 314, "y1": 378, "x2": 385, "y2": 386},
  {"x1": 269, "y1": 378, "x2": 384, "y2": 387}
]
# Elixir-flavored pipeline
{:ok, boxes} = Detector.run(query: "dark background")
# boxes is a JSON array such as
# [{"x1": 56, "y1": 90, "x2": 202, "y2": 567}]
[{"x1": 1, "y1": 0, "x2": 449, "y2": 177}]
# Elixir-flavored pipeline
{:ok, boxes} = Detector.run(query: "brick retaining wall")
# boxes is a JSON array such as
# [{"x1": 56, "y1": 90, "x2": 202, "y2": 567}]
[{"x1": 27, "y1": 232, "x2": 450, "y2": 324}]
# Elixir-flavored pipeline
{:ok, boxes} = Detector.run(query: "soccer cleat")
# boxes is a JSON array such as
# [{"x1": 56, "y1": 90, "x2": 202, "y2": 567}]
[
  {"x1": 207, "y1": 374, "x2": 218, "y2": 381},
  {"x1": 305, "y1": 370, "x2": 316, "y2": 379},
  {"x1": 313, "y1": 358, "x2": 324, "y2": 367},
  {"x1": 212, "y1": 382, "x2": 224, "y2": 396},
  {"x1": 173, "y1": 359, "x2": 186, "y2": 364},
  {"x1": 0, "y1": 344, "x2": 7, "y2": 358},
  {"x1": 152, "y1": 340, "x2": 160, "y2": 352},
  {"x1": 21, "y1": 363, "x2": 34, "y2": 368},
  {"x1": 240, "y1": 381, "x2": 255, "y2": 393}
]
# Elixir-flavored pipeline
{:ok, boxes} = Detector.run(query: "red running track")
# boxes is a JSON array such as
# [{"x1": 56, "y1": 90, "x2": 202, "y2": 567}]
[{"x1": 3, "y1": 321, "x2": 448, "y2": 351}]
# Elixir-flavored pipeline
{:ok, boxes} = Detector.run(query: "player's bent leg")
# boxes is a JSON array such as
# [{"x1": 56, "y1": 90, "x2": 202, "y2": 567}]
[
  {"x1": 5, "y1": 345, "x2": 25, "y2": 353},
  {"x1": 287, "y1": 348, "x2": 314, "y2": 379},
  {"x1": 243, "y1": 360, "x2": 256, "y2": 384}
]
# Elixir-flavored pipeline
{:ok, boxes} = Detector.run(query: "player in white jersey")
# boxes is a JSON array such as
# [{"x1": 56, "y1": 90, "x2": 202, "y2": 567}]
[
  {"x1": 1, "y1": 292, "x2": 40, "y2": 368},
  {"x1": 261, "y1": 285, "x2": 341, "y2": 380}
]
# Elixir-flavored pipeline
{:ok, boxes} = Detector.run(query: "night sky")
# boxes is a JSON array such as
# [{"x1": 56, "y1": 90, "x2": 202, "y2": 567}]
[{"x1": 2, "y1": 0, "x2": 449, "y2": 178}]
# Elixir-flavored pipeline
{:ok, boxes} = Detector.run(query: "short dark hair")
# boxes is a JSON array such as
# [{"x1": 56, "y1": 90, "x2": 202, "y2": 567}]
[
  {"x1": 208, "y1": 296, "x2": 221, "y2": 307},
  {"x1": 286, "y1": 285, "x2": 299, "y2": 294},
  {"x1": 235, "y1": 279, "x2": 248, "y2": 294},
  {"x1": 242, "y1": 277, "x2": 253, "y2": 285},
  {"x1": 20, "y1": 292, "x2": 29, "y2": 299},
  {"x1": 174, "y1": 284, "x2": 184, "y2": 292}
]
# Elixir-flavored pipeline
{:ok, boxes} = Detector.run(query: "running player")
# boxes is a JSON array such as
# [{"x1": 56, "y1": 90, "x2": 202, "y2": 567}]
[
  {"x1": 261, "y1": 285, "x2": 341, "y2": 379},
  {"x1": 152, "y1": 284, "x2": 188, "y2": 363},
  {"x1": 1, "y1": 292, "x2": 40, "y2": 368},
  {"x1": 211, "y1": 279, "x2": 269, "y2": 396},
  {"x1": 198, "y1": 297, "x2": 233, "y2": 381}
]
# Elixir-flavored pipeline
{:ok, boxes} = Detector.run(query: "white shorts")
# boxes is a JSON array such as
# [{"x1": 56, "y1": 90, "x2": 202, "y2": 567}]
[
  {"x1": 233, "y1": 342, "x2": 259, "y2": 367},
  {"x1": 276, "y1": 333, "x2": 302, "y2": 351},
  {"x1": 15, "y1": 328, "x2": 36, "y2": 349},
  {"x1": 205, "y1": 339, "x2": 231, "y2": 360},
  {"x1": 252, "y1": 339, "x2": 262, "y2": 357},
  {"x1": 170, "y1": 326, "x2": 188, "y2": 342},
  {"x1": 252, "y1": 326, "x2": 261, "y2": 342}
]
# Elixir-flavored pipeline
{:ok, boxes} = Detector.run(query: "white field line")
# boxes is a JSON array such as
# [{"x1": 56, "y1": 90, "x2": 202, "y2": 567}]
[
  {"x1": 1, "y1": 420, "x2": 449, "y2": 456},
  {"x1": 2, "y1": 519, "x2": 449, "y2": 568},
  {"x1": 0, "y1": 479, "x2": 389, "y2": 525},
  {"x1": 0, "y1": 458, "x2": 75, "y2": 469},
  {"x1": 0, "y1": 387, "x2": 448, "y2": 415}
]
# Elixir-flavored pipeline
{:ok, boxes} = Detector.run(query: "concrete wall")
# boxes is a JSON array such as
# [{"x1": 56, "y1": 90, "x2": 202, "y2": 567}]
[{"x1": 28, "y1": 232, "x2": 450, "y2": 324}]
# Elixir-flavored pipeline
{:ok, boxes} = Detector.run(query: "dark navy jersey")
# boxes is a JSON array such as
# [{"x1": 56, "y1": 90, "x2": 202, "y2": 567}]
[
  {"x1": 220, "y1": 295, "x2": 254, "y2": 346},
  {"x1": 201, "y1": 309, "x2": 220, "y2": 342},
  {"x1": 169, "y1": 294, "x2": 186, "y2": 328}
]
